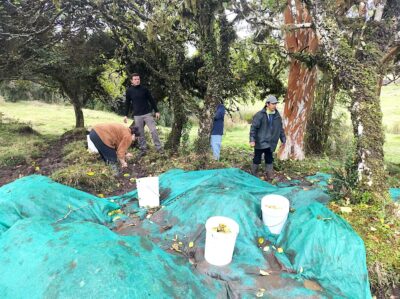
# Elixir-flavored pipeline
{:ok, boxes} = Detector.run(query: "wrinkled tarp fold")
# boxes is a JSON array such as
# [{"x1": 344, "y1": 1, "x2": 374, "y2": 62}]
[{"x1": 0, "y1": 169, "x2": 372, "y2": 298}]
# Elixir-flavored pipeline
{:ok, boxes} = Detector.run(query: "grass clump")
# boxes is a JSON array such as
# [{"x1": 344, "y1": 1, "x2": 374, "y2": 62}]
[
  {"x1": 0, "y1": 119, "x2": 50, "y2": 167},
  {"x1": 62, "y1": 140, "x2": 98, "y2": 164},
  {"x1": 51, "y1": 163, "x2": 118, "y2": 193},
  {"x1": 330, "y1": 201, "x2": 400, "y2": 298}
]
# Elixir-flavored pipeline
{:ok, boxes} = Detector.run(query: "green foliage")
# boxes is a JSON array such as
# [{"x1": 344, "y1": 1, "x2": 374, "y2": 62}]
[
  {"x1": 329, "y1": 152, "x2": 375, "y2": 204},
  {"x1": 0, "y1": 81, "x2": 63, "y2": 103},
  {"x1": 99, "y1": 59, "x2": 127, "y2": 99}
]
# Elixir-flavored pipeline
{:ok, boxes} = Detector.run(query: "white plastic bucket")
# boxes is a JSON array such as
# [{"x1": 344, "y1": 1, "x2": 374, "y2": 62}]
[
  {"x1": 137, "y1": 177, "x2": 160, "y2": 208},
  {"x1": 261, "y1": 194, "x2": 290, "y2": 235},
  {"x1": 204, "y1": 216, "x2": 239, "y2": 266},
  {"x1": 87, "y1": 135, "x2": 98, "y2": 153}
]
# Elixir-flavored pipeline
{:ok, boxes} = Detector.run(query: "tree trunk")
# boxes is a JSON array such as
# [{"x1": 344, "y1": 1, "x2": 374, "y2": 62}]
[
  {"x1": 278, "y1": 0, "x2": 318, "y2": 160},
  {"x1": 72, "y1": 99, "x2": 84, "y2": 128},
  {"x1": 350, "y1": 79, "x2": 386, "y2": 194},
  {"x1": 195, "y1": 81, "x2": 219, "y2": 155},
  {"x1": 306, "y1": 0, "x2": 388, "y2": 199},
  {"x1": 305, "y1": 71, "x2": 337, "y2": 155},
  {"x1": 165, "y1": 88, "x2": 187, "y2": 153}
]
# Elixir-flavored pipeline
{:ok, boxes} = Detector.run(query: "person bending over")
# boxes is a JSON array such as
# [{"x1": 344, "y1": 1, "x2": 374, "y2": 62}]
[{"x1": 89, "y1": 123, "x2": 139, "y2": 168}]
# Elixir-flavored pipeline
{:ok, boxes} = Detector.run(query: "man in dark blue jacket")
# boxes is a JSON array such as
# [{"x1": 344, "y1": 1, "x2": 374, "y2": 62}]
[
  {"x1": 249, "y1": 95, "x2": 286, "y2": 179},
  {"x1": 124, "y1": 73, "x2": 163, "y2": 154},
  {"x1": 210, "y1": 103, "x2": 225, "y2": 160}
]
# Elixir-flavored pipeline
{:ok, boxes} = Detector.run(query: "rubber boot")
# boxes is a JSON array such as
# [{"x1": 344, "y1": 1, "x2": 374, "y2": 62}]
[
  {"x1": 265, "y1": 164, "x2": 274, "y2": 181},
  {"x1": 251, "y1": 163, "x2": 259, "y2": 176}
]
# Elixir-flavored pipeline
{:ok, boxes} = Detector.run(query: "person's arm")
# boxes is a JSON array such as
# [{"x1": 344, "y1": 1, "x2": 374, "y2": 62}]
[
  {"x1": 249, "y1": 113, "x2": 261, "y2": 146},
  {"x1": 124, "y1": 90, "x2": 131, "y2": 123},
  {"x1": 146, "y1": 89, "x2": 159, "y2": 113},
  {"x1": 116, "y1": 136, "x2": 133, "y2": 167},
  {"x1": 279, "y1": 122, "x2": 286, "y2": 145}
]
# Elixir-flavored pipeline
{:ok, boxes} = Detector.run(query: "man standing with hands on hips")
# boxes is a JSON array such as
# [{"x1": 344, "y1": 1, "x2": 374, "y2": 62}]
[
  {"x1": 249, "y1": 95, "x2": 286, "y2": 180},
  {"x1": 124, "y1": 73, "x2": 163, "y2": 155}
]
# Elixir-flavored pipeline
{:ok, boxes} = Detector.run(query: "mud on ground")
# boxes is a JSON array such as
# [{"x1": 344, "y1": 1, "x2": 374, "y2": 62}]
[{"x1": 0, "y1": 129, "x2": 147, "y2": 196}]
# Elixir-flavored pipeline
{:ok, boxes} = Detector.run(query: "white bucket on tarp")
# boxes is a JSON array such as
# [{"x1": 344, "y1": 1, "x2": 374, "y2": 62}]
[
  {"x1": 87, "y1": 135, "x2": 98, "y2": 153},
  {"x1": 136, "y1": 176, "x2": 159, "y2": 208},
  {"x1": 204, "y1": 216, "x2": 239, "y2": 266},
  {"x1": 261, "y1": 194, "x2": 290, "y2": 235}
]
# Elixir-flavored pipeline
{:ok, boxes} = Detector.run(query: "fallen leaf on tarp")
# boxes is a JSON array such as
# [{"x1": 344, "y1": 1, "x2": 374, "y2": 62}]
[
  {"x1": 263, "y1": 245, "x2": 270, "y2": 252},
  {"x1": 258, "y1": 237, "x2": 264, "y2": 245},
  {"x1": 160, "y1": 225, "x2": 172, "y2": 232},
  {"x1": 97, "y1": 194, "x2": 104, "y2": 198},
  {"x1": 302, "y1": 187, "x2": 310, "y2": 191},
  {"x1": 339, "y1": 207, "x2": 352, "y2": 213},
  {"x1": 277, "y1": 247, "x2": 284, "y2": 253},
  {"x1": 112, "y1": 216, "x2": 121, "y2": 221},
  {"x1": 108, "y1": 209, "x2": 122, "y2": 216},
  {"x1": 304, "y1": 279, "x2": 323, "y2": 291},
  {"x1": 189, "y1": 241, "x2": 194, "y2": 248},
  {"x1": 317, "y1": 215, "x2": 332, "y2": 221},
  {"x1": 256, "y1": 288, "x2": 266, "y2": 297},
  {"x1": 86, "y1": 171, "x2": 95, "y2": 176},
  {"x1": 171, "y1": 243, "x2": 182, "y2": 252},
  {"x1": 259, "y1": 269, "x2": 270, "y2": 276}
]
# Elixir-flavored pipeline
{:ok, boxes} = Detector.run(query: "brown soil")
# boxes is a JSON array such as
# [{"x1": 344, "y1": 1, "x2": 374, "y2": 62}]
[{"x1": 0, "y1": 129, "x2": 147, "y2": 196}]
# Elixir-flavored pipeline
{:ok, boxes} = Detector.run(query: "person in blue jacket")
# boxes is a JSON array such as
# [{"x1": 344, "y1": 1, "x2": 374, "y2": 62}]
[{"x1": 210, "y1": 103, "x2": 226, "y2": 160}]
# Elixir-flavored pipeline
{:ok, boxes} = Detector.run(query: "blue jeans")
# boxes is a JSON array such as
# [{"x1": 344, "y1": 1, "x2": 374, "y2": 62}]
[{"x1": 210, "y1": 135, "x2": 222, "y2": 160}]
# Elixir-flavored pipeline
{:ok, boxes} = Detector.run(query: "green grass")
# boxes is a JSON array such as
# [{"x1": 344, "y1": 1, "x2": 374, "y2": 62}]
[
  {"x1": 0, "y1": 100, "x2": 122, "y2": 135},
  {"x1": 1, "y1": 85, "x2": 399, "y2": 163},
  {"x1": 0, "y1": 121, "x2": 51, "y2": 167}
]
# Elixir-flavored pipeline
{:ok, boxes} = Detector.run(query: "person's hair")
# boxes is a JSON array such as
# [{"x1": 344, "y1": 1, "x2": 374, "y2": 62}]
[
  {"x1": 129, "y1": 125, "x2": 140, "y2": 136},
  {"x1": 130, "y1": 73, "x2": 140, "y2": 79}
]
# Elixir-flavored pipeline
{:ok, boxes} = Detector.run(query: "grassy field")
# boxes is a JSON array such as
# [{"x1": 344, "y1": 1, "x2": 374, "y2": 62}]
[{"x1": 1, "y1": 84, "x2": 399, "y2": 163}]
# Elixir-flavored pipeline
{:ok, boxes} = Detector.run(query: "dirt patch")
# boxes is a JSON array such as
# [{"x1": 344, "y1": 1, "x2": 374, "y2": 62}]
[{"x1": 0, "y1": 129, "x2": 148, "y2": 196}]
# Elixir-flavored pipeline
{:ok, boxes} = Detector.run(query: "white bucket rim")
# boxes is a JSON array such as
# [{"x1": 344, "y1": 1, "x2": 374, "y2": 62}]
[
  {"x1": 261, "y1": 194, "x2": 290, "y2": 215},
  {"x1": 205, "y1": 216, "x2": 239, "y2": 235}
]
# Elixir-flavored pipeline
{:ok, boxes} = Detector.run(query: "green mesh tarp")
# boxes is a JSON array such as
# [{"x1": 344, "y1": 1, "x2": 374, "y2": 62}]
[
  {"x1": 0, "y1": 169, "x2": 371, "y2": 298},
  {"x1": 0, "y1": 175, "x2": 118, "y2": 234}
]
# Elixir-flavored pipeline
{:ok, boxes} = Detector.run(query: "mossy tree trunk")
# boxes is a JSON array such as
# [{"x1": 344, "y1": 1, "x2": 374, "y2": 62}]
[
  {"x1": 165, "y1": 81, "x2": 187, "y2": 153},
  {"x1": 188, "y1": 3, "x2": 235, "y2": 156},
  {"x1": 305, "y1": 71, "x2": 337, "y2": 155},
  {"x1": 278, "y1": 0, "x2": 318, "y2": 160},
  {"x1": 195, "y1": 79, "x2": 219, "y2": 154},
  {"x1": 306, "y1": 0, "x2": 389, "y2": 199}
]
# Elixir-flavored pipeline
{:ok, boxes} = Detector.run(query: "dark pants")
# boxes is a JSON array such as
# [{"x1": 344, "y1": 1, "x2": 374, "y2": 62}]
[
  {"x1": 253, "y1": 148, "x2": 273, "y2": 165},
  {"x1": 89, "y1": 130, "x2": 117, "y2": 163}
]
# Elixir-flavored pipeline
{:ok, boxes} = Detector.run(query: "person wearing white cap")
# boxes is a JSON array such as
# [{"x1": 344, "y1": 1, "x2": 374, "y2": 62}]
[{"x1": 249, "y1": 95, "x2": 286, "y2": 180}]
